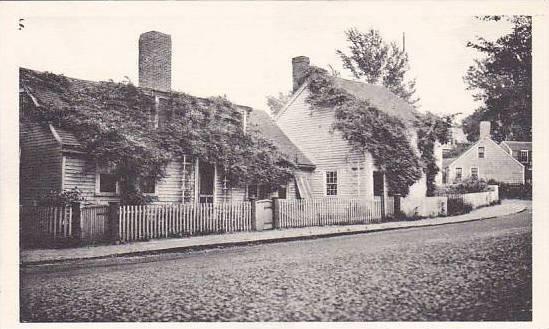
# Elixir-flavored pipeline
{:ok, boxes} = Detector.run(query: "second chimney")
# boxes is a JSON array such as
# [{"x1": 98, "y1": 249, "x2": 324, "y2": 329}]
[
  {"x1": 479, "y1": 121, "x2": 491, "y2": 139},
  {"x1": 292, "y1": 56, "x2": 310, "y2": 92},
  {"x1": 139, "y1": 31, "x2": 172, "y2": 91}
]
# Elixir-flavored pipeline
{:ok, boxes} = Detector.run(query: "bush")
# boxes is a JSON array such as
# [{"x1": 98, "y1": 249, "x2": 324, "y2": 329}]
[
  {"x1": 447, "y1": 197, "x2": 473, "y2": 216},
  {"x1": 487, "y1": 179, "x2": 532, "y2": 200},
  {"x1": 38, "y1": 187, "x2": 85, "y2": 206},
  {"x1": 435, "y1": 177, "x2": 492, "y2": 195}
]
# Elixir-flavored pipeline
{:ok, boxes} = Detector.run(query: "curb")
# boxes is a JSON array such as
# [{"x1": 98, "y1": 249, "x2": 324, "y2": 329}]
[{"x1": 20, "y1": 205, "x2": 528, "y2": 270}]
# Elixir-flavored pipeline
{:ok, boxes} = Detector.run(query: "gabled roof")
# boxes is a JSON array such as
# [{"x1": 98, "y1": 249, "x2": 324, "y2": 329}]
[
  {"x1": 447, "y1": 137, "x2": 524, "y2": 169},
  {"x1": 500, "y1": 141, "x2": 532, "y2": 153},
  {"x1": 276, "y1": 76, "x2": 418, "y2": 124},
  {"x1": 248, "y1": 109, "x2": 315, "y2": 169}
]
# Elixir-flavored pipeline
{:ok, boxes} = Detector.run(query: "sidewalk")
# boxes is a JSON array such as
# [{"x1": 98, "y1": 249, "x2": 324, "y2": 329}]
[{"x1": 20, "y1": 200, "x2": 530, "y2": 265}]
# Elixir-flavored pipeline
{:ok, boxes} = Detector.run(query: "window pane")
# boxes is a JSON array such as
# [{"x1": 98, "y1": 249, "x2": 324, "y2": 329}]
[
  {"x1": 326, "y1": 171, "x2": 337, "y2": 196},
  {"x1": 478, "y1": 147, "x2": 485, "y2": 158},
  {"x1": 100, "y1": 174, "x2": 117, "y2": 193}
]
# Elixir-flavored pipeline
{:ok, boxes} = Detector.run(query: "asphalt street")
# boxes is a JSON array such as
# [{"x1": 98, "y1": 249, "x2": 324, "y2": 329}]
[{"x1": 20, "y1": 208, "x2": 532, "y2": 321}]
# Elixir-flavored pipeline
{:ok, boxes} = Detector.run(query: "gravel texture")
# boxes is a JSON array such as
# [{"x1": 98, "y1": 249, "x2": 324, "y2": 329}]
[{"x1": 20, "y1": 209, "x2": 531, "y2": 322}]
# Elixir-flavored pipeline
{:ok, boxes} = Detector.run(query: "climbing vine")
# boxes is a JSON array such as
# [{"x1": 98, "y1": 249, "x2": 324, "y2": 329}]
[
  {"x1": 305, "y1": 67, "x2": 422, "y2": 196},
  {"x1": 20, "y1": 69, "x2": 295, "y2": 204},
  {"x1": 304, "y1": 67, "x2": 452, "y2": 197}
]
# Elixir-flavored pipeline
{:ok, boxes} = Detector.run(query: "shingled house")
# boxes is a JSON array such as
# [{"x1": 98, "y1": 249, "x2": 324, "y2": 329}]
[
  {"x1": 19, "y1": 31, "x2": 313, "y2": 206},
  {"x1": 446, "y1": 121, "x2": 525, "y2": 184}
]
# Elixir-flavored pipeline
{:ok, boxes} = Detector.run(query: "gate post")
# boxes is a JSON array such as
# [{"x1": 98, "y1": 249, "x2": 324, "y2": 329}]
[
  {"x1": 250, "y1": 198, "x2": 258, "y2": 231},
  {"x1": 71, "y1": 202, "x2": 82, "y2": 241},
  {"x1": 109, "y1": 202, "x2": 120, "y2": 244},
  {"x1": 272, "y1": 197, "x2": 280, "y2": 229}
]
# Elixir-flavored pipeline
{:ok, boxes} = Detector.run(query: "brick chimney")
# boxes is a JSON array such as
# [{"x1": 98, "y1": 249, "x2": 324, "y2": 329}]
[
  {"x1": 292, "y1": 56, "x2": 310, "y2": 92},
  {"x1": 479, "y1": 121, "x2": 491, "y2": 139},
  {"x1": 139, "y1": 31, "x2": 171, "y2": 91}
]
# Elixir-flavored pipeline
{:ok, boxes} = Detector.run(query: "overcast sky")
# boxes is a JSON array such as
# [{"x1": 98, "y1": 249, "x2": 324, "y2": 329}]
[{"x1": 16, "y1": 2, "x2": 513, "y2": 120}]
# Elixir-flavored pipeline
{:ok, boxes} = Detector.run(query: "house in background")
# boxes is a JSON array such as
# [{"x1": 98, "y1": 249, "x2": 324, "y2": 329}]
[
  {"x1": 500, "y1": 141, "x2": 532, "y2": 184},
  {"x1": 274, "y1": 56, "x2": 431, "y2": 210},
  {"x1": 19, "y1": 31, "x2": 311, "y2": 206},
  {"x1": 446, "y1": 121, "x2": 525, "y2": 184}
]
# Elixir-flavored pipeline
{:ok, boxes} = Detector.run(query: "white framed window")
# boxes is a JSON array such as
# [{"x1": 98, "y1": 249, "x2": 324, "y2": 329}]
[
  {"x1": 519, "y1": 150, "x2": 529, "y2": 163},
  {"x1": 471, "y1": 167, "x2": 479, "y2": 180},
  {"x1": 96, "y1": 172, "x2": 119, "y2": 195},
  {"x1": 478, "y1": 146, "x2": 485, "y2": 158},
  {"x1": 325, "y1": 171, "x2": 338, "y2": 196},
  {"x1": 455, "y1": 168, "x2": 462, "y2": 181}
]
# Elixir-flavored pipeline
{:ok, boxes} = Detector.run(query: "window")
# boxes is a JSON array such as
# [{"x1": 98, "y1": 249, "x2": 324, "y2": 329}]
[
  {"x1": 478, "y1": 146, "x2": 485, "y2": 158},
  {"x1": 471, "y1": 167, "x2": 479, "y2": 180},
  {"x1": 140, "y1": 177, "x2": 156, "y2": 194},
  {"x1": 99, "y1": 173, "x2": 117, "y2": 193},
  {"x1": 278, "y1": 185, "x2": 287, "y2": 199},
  {"x1": 247, "y1": 184, "x2": 258, "y2": 200},
  {"x1": 519, "y1": 150, "x2": 529, "y2": 163},
  {"x1": 326, "y1": 171, "x2": 338, "y2": 196},
  {"x1": 455, "y1": 168, "x2": 462, "y2": 181}
]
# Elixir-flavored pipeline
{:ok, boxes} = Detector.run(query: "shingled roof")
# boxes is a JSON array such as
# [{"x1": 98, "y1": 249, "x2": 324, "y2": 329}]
[
  {"x1": 248, "y1": 109, "x2": 315, "y2": 169},
  {"x1": 500, "y1": 141, "x2": 532, "y2": 152}
]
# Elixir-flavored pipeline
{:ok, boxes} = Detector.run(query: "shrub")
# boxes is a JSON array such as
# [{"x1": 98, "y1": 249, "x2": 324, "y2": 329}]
[
  {"x1": 37, "y1": 187, "x2": 85, "y2": 206},
  {"x1": 435, "y1": 177, "x2": 492, "y2": 195},
  {"x1": 487, "y1": 179, "x2": 532, "y2": 200},
  {"x1": 447, "y1": 197, "x2": 473, "y2": 216}
]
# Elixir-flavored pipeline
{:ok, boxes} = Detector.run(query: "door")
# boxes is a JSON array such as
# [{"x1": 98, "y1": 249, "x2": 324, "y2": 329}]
[
  {"x1": 199, "y1": 162, "x2": 215, "y2": 203},
  {"x1": 373, "y1": 171, "x2": 384, "y2": 196}
]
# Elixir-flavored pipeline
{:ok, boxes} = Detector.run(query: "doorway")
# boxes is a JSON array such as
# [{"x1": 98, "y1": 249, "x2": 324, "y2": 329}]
[{"x1": 199, "y1": 162, "x2": 215, "y2": 203}]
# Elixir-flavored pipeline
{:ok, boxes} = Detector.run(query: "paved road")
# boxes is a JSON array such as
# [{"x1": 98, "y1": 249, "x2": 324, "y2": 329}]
[{"x1": 20, "y1": 208, "x2": 531, "y2": 322}]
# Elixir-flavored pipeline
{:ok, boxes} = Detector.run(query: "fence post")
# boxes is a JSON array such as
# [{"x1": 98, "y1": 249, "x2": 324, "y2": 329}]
[
  {"x1": 272, "y1": 197, "x2": 280, "y2": 229},
  {"x1": 250, "y1": 198, "x2": 259, "y2": 231},
  {"x1": 71, "y1": 202, "x2": 82, "y2": 241},
  {"x1": 109, "y1": 202, "x2": 120, "y2": 244}
]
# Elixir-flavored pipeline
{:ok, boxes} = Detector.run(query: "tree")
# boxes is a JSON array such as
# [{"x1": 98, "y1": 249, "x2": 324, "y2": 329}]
[
  {"x1": 265, "y1": 91, "x2": 291, "y2": 117},
  {"x1": 463, "y1": 16, "x2": 531, "y2": 142},
  {"x1": 336, "y1": 28, "x2": 419, "y2": 107}
]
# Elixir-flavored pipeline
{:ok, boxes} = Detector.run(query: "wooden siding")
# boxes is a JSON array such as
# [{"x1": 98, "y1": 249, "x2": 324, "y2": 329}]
[
  {"x1": 448, "y1": 138, "x2": 524, "y2": 184},
  {"x1": 19, "y1": 124, "x2": 62, "y2": 206},
  {"x1": 277, "y1": 88, "x2": 427, "y2": 200},
  {"x1": 156, "y1": 161, "x2": 183, "y2": 203},
  {"x1": 277, "y1": 89, "x2": 372, "y2": 198}
]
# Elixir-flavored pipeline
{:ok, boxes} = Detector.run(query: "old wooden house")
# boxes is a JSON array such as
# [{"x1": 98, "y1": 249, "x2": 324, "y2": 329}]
[
  {"x1": 19, "y1": 31, "x2": 313, "y2": 206},
  {"x1": 446, "y1": 121, "x2": 525, "y2": 184},
  {"x1": 274, "y1": 56, "x2": 433, "y2": 207}
]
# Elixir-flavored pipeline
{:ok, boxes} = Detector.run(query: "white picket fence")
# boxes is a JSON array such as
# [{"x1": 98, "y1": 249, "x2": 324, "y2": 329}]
[
  {"x1": 20, "y1": 206, "x2": 73, "y2": 241},
  {"x1": 462, "y1": 185, "x2": 500, "y2": 209},
  {"x1": 277, "y1": 197, "x2": 390, "y2": 229},
  {"x1": 118, "y1": 202, "x2": 253, "y2": 242}
]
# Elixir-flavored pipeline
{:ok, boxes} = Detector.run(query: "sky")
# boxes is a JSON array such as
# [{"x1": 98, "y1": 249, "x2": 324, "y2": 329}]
[{"x1": 14, "y1": 2, "x2": 513, "y2": 121}]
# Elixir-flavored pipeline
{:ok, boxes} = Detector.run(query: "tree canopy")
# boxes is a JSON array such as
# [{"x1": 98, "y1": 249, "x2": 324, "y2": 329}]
[
  {"x1": 336, "y1": 28, "x2": 419, "y2": 107},
  {"x1": 463, "y1": 16, "x2": 531, "y2": 142}
]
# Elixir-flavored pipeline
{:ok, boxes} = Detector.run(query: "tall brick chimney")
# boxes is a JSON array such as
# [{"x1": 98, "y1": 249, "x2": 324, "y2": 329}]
[
  {"x1": 292, "y1": 56, "x2": 310, "y2": 92},
  {"x1": 139, "y1": 31, "x2": 171, "y2": 91},
  {"x1": 479, "y1": 121, "x2": 491, "y2": 139}
]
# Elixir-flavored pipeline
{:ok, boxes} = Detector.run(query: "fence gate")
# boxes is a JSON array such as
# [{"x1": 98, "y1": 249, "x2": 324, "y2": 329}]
[
  {"x1": 80, "y1": 205, "x2": 110, "y2": 243},
  {"x1": 256, "y1": 199, "x2": 273, "y2": 230}
]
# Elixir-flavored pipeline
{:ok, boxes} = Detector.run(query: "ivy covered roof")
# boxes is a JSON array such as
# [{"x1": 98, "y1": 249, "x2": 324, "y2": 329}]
[{"x1": 332, "y1": 77, "x2": 419, "y2": 123}]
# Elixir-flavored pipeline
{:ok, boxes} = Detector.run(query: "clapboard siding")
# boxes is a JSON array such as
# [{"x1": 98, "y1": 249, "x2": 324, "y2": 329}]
[
  {"x1": 277, "y1": 89, "x2": 374, "y2": 198},
  {"x1": 63, "y1": 155, "x2": 96, "y2": 198},
  {"x1": 156, "y1": 161, "x2": 183, "y2": 203},
  {"x1": 19, "y1": 123, "x2": 62, "y2": 206},
  {"x1": 448, "y1": 138, "x2": 524, "y2": 184}
]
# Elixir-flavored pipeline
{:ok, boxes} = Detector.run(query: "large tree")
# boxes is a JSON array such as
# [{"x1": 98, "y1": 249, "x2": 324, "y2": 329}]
[
  {"x1": 336, "y1": 28, "x2": 419, "y2": 107},
  {"x1": 463, "y1": 16, "x2": 532, "y2": 142}
]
